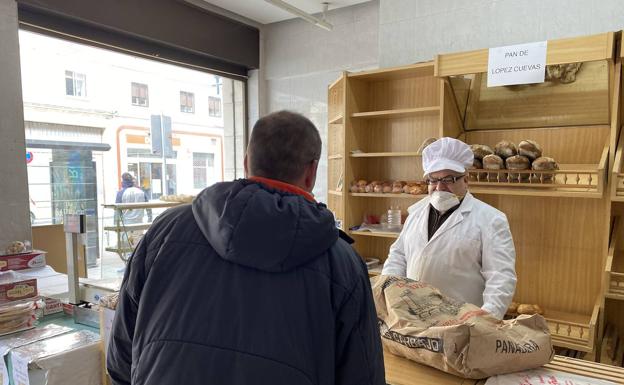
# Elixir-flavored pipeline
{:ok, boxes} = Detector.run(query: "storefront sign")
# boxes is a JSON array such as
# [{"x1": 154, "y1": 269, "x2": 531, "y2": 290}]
[{"x1": 487, "y1": 41, "x2": 547, "y2": 87}]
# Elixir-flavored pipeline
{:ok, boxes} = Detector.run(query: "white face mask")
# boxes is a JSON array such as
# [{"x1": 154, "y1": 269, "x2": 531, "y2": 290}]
[{"x1": 429, "y1": 191, "x2": 460, "y2": 213}]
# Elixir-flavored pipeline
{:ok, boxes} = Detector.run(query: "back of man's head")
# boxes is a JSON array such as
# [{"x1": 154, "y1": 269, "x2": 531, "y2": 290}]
[
  {"x1": 247, "y1": 111, "x2": 322, "y2": 184},
  {"x1": 121, "y1": 172, "x2": 134, "y2": 184}
]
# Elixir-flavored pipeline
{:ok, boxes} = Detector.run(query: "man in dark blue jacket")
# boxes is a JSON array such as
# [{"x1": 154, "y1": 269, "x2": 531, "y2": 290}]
[{"x1": 107, "y1": 110, "x2": 385, "y2": 385}]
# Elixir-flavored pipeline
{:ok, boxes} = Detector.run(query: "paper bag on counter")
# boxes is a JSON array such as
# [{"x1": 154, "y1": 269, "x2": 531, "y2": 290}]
[{"x1": 372, "y1": 275, "x2": 554, "y2": 379}]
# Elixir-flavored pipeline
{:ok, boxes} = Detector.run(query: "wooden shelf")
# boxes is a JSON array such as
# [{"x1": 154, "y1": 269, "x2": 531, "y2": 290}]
[
  {"x1": 348, "y1": 62, "x2": 434, "y2": 81},
  {"x1": 351, "y1": 107, "x2": 440, "y2": 119},
  {"x1": 104, "y1": 223, "x2": 152, "y2": 232},
  {"x1": 350, "y1": 152, "x2": 422, "y2": 158},
  {"x1": 328, "y1": 154, "x2": 343, "y2": 160},
  {"x1": 435, "y1": 32, "x2": 615, "y2": 77},
  {"x1": 102, "y1": 201, "x2": 182, "y2": 210},
  {"x1": 105, "y1": 246, "x2": 135, "y2": 254},
  {"x1": 606, "y1": 217, "x2": 624, "y2": 300},
  {"x1": 467, "y1": 155, "x2": 607, "y2": 198},
  {"x1": 350, "y1": 193, "x2": 426, "y2": 199},
  {"x1": 612, "y1": 128, "x2": 624, "y2": 201},
  {"x1": 328, "y1": 190, "x2": 342, "y2": 197},
  {"x1": 328, "y1": 114, "x2": 343, "y2": 124},
  {"x1": 350, "y1": 230, "x2": 400, "y2": 239},
  {"x1": 543, "y1": 303, "x2": 600, "y2": 352},
  {"x1": 541, "y1": 356, "x2": 624, "y2": 385}
]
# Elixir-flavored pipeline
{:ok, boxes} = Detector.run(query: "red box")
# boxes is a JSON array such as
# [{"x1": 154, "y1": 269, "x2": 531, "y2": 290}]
[
  {"x1": 0, "y1": 278, "x2": 38, "y2": 304},
  {"x1": 0, "y1": 250, "x2": 46, "y2": 272}
]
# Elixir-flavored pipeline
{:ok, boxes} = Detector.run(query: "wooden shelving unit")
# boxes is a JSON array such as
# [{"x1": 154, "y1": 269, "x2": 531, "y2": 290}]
[
  {"x1": 327, "y1": 73, "x2": 346, "y2": 226},
  {"x1": 350, "y1": 152, "x2": 421, "y2": 158},
  {"x1": 326, "y1": 62, "x2": 442, "y2": 274},
  {"x1": 431, "y1": 32, "x2": 617, "y2": 354}
]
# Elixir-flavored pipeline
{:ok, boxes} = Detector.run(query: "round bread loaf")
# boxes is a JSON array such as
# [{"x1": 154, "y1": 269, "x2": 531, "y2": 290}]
[
  {"x1": 483, "y1": 154, "x2": 506, "y2": 182},
  {"x1": 507, "y1": 301, "x2": 519, "y2": 314},
  {"x1": 494, "y1": 140, "x2": 517, "y2": 159},
  {"x1": 506, "y1": 155, "x2": 531, "y2": 181},
  {"x1": 470, "y1": 144, "x2": 494, "y2": 160},
  {"x1": 467, "y1": 158, "x2": 487, "y2": 181},
  {"x1": 518, "y1": 140, "x2": 542, "y2": 161},
  {"x1": 532, "y1": 157, "x2": 559, "y2": 182},
  {"x1": 517, "y1": 304, "x2": 537, "y2": 315}
]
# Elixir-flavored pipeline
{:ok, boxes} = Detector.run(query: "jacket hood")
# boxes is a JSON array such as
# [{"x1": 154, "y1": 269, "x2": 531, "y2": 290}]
[{"x1": 192, "y1": 180, "x2": 339, "y2": 272}]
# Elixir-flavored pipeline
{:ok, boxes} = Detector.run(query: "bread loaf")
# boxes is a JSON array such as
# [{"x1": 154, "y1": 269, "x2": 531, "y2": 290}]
[
  {"x1": 532, "y1": 157, "x2": 559, "y2": 182},
  {"x1": 518, "y1": 140, "x2": 542, "y2": 161},
  {"x1": 505, "y1": 155, "x2": 531, "y2": 181},
  {"x1": 467, "y1": 158, "x2": 487, "y2": 181},
  {"x1": 483, "y1": 154, "x2": 506, "y2": 182},
  {"x1": 494, "y1": 140, "x2": 518, "y2": 159},
  {"x1": 470, "y1": 144, "x2": 494, "y2": 160},
  {"x1": 517, "y1": 304, "x2": 544, "y2": 315},
  {"x1": 507, "y1": 302, "x2": 519, "y2": 314}
]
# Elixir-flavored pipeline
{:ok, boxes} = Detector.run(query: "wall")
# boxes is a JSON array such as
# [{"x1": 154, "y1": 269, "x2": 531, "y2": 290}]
[
  {"x1": 261, "y1": 0, "x2": 624, "y2": 201},
  {"x1": 263, "y1": 0, "x2": 379, "y2": 200},
  {"x1": 0, "y1": 0, "x2": 31, "y2": 247},
  {"x1": 379, "y1": 0, "x2": 624, "y2": 67}
]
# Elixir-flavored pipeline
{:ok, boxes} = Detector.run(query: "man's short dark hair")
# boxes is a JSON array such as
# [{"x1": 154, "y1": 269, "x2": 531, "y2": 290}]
[
  {"x1": 121, "y1": 172, "x2": 134, "y2": 183},
  {"x1": 247, "y1": 111, "x2": 322, "y2": 183}
]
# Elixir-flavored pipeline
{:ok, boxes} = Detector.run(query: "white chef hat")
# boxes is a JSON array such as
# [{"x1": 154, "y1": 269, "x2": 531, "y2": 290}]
[{"x1": 422, "y1": 137, "x2": 474, "y2": 177}]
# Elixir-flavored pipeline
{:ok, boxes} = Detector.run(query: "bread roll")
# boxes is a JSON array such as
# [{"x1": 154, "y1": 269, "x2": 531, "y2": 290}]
[
  {"x1": 505, "y1": 155, "x2": 531, "y2": 181},
  {"x1": 349, "y1": 183, "x2": 359, "y2": 193},
  {"x1": 532, "y1": 157, "x2": 559, "y2": 183},
  {"x1": 467, "y1": 158, "x2": 487, "y2": 181},
  {"x1": 410, "y1": 182, "x2": 428, "y2": 195},
  {"x1": 382, "y1": 183, "x2": 392, "y2": 193},
  {"x1": 494, "y1": 140, "x2": 518, "y2": 159},
  {"x1": 470, "y1": 144, "x2": 494, "y2": 160},
  {"x1": 517, "y1": 304, "x2": 544, "y2": 315},
  {"x1": 373, "y1": 184, "x2": 384, "y2": 193},
  {"x1": 507, "y1": 302, "x2": 519, "y2": 314},
  {"x1": 483, "y1": 154, "x2": 506, "y2": 182},
  {"x1": 518, "y1": 140, "x2": 542, "y2": 161},
  {"x1": 365, "y1": 181, "x2": 382, "y2": 193},
  {"x1": 517, "y1": 304, "x2": 536, "y2": 315}
]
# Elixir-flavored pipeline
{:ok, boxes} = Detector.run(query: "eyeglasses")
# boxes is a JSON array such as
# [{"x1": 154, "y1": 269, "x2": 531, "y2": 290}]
[{"x1": 424, "y1": 175, "x2": 465, "y2": 185}]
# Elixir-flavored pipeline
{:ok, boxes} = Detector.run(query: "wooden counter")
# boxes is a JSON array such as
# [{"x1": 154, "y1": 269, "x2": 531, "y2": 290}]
[
  {"x1": 383, "y1": 348, "x2": 478, "y2": 385},
  {"x1": 384, "y1": 348, "x2": 624, "y2": 385}
]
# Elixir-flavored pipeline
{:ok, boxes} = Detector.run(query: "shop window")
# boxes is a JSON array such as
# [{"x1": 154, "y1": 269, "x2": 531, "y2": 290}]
[
  {"x1": 65, "y1": 70, "x2": 86, "y2": 97},
  {"x1": 209, "y1": 96, "x2": 221, "y2": 117},
  {"x1": 193, "y1": 152, "x2": 214, "y2": 189},
  {"x1": 180, "y1": 91, "x2": 195, "y2": 113},
  {"x1": 131, "y1": 82, "x2": 149, "y2": 107}
]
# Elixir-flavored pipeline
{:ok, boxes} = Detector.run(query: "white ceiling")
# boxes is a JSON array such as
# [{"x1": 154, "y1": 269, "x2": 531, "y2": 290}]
[{"x1": 201, "y1": 0, "x2": 370, "y2": 24}]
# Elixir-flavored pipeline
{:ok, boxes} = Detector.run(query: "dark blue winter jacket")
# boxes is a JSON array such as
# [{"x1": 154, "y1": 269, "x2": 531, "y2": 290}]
[{"x1": 107, "y1": 179, "x2": 385, "y2": 385}]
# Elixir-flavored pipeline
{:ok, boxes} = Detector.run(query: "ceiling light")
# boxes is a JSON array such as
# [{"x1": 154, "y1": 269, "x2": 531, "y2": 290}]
[{"x1": 264, "y1": 0, "x2": 333, "y2": 31}]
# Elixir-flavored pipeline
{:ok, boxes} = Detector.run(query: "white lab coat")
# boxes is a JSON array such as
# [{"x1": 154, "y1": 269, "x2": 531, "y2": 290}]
[{"x1": 382, "y1": 192, "x2": 516, "y2": 319}]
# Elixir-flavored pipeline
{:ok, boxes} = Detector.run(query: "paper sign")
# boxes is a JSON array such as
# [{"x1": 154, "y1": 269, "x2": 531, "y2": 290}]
[
  {"x1": 10, "y1": 351, "x2": 30, "y2": 385},
  {"x1": 487, "y1": 41, "x2": 547, "y2": 87}
]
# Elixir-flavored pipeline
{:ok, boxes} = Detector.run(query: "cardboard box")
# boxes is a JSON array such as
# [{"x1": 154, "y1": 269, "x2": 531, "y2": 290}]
[
  {"x1": 0, "y1": 278, "x2": 38, "y2": 304},
  {"x1": 0, "y1": 250, "x2": 46, "y2": 272},
  {"x1": 9, "y1": 330, "x2": 101, "y2": 385},
  {"x1": 42, "y1": 297, "x2": 63, "y2": 316},
  {"x1": 0, "y1": 324, "x2": 73, "y2": 384}
]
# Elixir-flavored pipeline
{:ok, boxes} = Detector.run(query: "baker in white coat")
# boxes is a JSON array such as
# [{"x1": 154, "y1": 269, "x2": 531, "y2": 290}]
[{"x1": 382, "y1": 137, "x2": 516, "y2": 319}]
